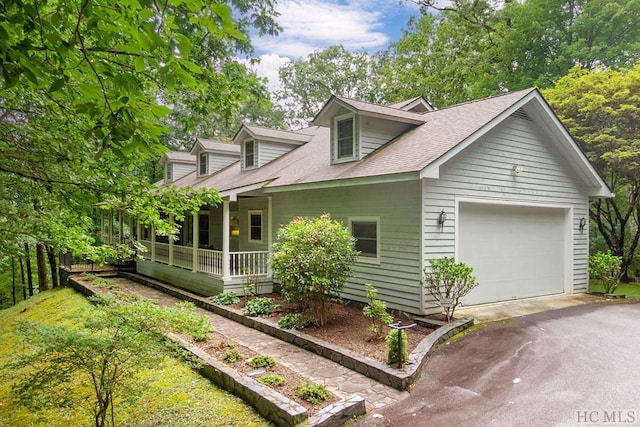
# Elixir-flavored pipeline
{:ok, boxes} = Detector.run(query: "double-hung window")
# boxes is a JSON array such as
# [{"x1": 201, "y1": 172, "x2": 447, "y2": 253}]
[
  {"x1": 165, "y1": 165, "x2": 173, "y2": 183},
  {"x1": 198, "y1": 152, "x2": 208, "y2": 176},
  {"x1": 244, "y1": 139, "x2": 255, "y2": 169},
  {"x1": 349, "y1": 217, "x2": 380, "y2": 263},
  {"x1": 248, "y1": 210, "x2": 262, "y2": 242},
  {"x1": 334, "y1": 114, "x2": 356, "y2": 162}
]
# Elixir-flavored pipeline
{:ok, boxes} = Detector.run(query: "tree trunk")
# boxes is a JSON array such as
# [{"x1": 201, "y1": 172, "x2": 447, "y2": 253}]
[
  {"x1": 47, "y1": 245, "x2": 59, "y2": 288},
  {"x1": 24, "y1": 243, "x2": 34, "y2": 296},
  {"x1": 11, "y1": 257, "x2": 17, "y2": 306},
  {"x1": 36, "y1": 242, "x2": 50, "y2": 291},
  {"x1": 20, "y1": 257, "x2": 27, "y2": 300}
]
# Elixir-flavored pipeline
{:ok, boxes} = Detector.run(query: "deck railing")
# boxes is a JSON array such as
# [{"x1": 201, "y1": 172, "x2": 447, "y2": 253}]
[{"x1": 137, "y1": 242, "x2": 268, "y2": 278}]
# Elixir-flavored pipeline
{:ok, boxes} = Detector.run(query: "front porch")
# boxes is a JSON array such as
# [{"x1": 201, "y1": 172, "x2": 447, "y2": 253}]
[{"x1": 99, "y1": 196, "x2": 274, "y2": 296}]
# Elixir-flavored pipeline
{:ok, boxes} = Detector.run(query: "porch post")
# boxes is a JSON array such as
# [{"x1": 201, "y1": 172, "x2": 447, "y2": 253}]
[
  {"x1": 222, "y1": 200, "x2": 230, "y2": 280},
  {"x1": 108, "y1": 211, "x2": 113, "y2": 245},
  {"x1": 168, "y1": 214, "x2": 174, "y2": 266},
  {"x1": 267, "y1": 196, "x2": 272, "y2": 277},
  {"x1": 128, "y1": 215, "x2": 134, "y2": 240},
  {"x1": 192, "y1": 212, "x2": 199, "y2": 272},
  {"x1": 118, "y1": 210, "x2": 124, "y2": 244},
  {"x1": 100, "y1": 210, "x2": 104, "y2": 242},
  {"x1": 151, "y1": 225, "x2": 156, "y2": 262},
  {"x1": 136, "y1": 220, "x2": 141, "y2": 243}
]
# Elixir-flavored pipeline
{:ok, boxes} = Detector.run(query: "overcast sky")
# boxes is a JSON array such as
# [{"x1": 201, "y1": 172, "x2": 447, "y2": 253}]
[{"x1": 246, "y1": 0, "x2": 420, "y2": 91}]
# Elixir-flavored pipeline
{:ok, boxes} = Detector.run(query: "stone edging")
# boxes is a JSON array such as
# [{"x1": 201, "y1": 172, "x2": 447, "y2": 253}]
[
  {"x1": 120, "y1": 272, "x2": 474, "y2": 391},
  {"x1": 67, "y1": 275, "x2": 365, "y2": 427}
]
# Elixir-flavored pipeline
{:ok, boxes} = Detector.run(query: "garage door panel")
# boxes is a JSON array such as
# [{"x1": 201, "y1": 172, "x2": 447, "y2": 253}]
[{"x1": 459, "y1": 203, "x2": 565, "y2": 306}]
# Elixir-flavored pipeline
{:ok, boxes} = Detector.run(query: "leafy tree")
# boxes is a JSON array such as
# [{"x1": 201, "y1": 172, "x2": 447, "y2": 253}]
[
  {"x1": 543, "y1": 63, "x2": 640, "y2": 280},
  {"x1": 589, "y1": 251, "x2": 622, "y2": 294},
  {"x1": 362, "y1": 283, "x2": 393, "y2": 340},
  {"x1": 270, "y1": 214, "x2": 358, "y2": 326},
  {"x1": 423, "y1": 257, "x2": 478, "y2": 322},
  {"x1": 276, "y1": 45, "x2": 385, "y2": 127},
  {"x1": 383, "y1": 0, "x2": 640, "y2": 106},
  {"x1": 0, "y1": 0, "x2": 277, "y2": 290},
  {"x1": 6, "y1": 291, "x2": 213, "y2": 427}
]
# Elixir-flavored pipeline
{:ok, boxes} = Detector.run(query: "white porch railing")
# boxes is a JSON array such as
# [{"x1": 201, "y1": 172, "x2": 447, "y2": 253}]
[
  {"x1": 229, "y1": 251, "x2": 269, "y2": 277},
  {"x1": 137, "y1": 242, "x2": 268, "y2": 279}
]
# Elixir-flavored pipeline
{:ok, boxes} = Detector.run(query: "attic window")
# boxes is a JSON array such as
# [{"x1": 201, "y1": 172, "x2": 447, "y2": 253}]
[
  {"x1": 165, "y1": 164, "x2": 173, "y2": 183},
  {"x1": 244, "y1": 139, "x2": 256, "y2": 169},
  {"x1": 198, "y1": 152, "x2": 208, "y2": 176},
  {"x1": 334, "y1": 113, "x2": 356, "y2": 162}
]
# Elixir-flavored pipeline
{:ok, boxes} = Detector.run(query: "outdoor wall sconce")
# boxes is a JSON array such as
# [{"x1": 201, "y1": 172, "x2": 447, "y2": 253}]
[
  {"x1": 579, "y1": 217, "x2": 587, "y2": 233},
  {"x1": 512, "y1": 165, "x2": 523, "y2": 175},
  {"x1": 438, "y1": 210, "x2": 447, "y2": 228}
]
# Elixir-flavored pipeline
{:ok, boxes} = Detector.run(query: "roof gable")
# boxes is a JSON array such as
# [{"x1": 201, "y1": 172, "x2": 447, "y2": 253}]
[
  {"x1": 312, "y1": 95, "x2": 428, "y2": 127},
  {"x1": 387, "y1": 96, "x2": 435, "y2": 113},
  {"x1": 232, "y1": 124, "x2": 312, "y2": 145},
  {"x1": 189, "y1": 139, "x2": 240, "y2": 156}
]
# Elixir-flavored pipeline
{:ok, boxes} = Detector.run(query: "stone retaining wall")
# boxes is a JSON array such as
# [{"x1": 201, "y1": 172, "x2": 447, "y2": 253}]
[{"x1": 120, "y1": 272, "x2": 474, "y2": 391}]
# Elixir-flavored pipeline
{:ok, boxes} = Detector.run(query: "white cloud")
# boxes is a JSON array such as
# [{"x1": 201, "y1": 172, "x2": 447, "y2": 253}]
[
  {"x1": 253, "y1": 0, "x2": 390, "y2": 59},
  {"x1": 245, "y1": 53, "x2": 291, "y2": 93}
]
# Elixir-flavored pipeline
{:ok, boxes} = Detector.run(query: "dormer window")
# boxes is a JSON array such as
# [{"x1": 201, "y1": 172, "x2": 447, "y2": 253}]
[
  {"x1": 243, "y1": 139, "x2": 256, "y2": 169},
  {"x1": 165, "y1": 164, "x2": 173, "y2": 183},
  {"x1": 198, "y1": 152, "x2": 208, "y2": 176},
  {"x1": 333, "y1": 113, "x2": 357, "y2": 163}
]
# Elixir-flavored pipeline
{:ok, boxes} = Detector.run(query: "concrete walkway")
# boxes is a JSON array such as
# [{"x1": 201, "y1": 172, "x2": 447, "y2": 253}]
[
  {"x1": 456, "y1": 292, "x2": 604, "y2": 323},
  {"x1": 106, "y1": 276, "x2": 408, "y2": 411}
]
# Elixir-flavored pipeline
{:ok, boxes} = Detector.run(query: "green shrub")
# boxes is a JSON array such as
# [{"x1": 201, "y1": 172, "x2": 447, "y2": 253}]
[
  {"x1": 386, "y1": 329, "x2": 408, "y2": 366},
  {"x1": 246, "y1": 355, "x2": 276, "y2": 369},
  {"x1": 362, "y1": 283, "x2": 393, "y2": 339},
  {"x1": 278, "y1": 313, "x2": 311, "y2": 330},
  {"x1": 589, "y1": 251, "x2": 622, "y2": 294},
  {"x1": 270, "y1": 214, "x2": 358, "y2": 326},
  {"x1": 423, "y1": 257, "x2": 479, "y2": 322},
  {"x1": 211, "y1": 291, "x2": 240, "y2": 305},
  {"x1": 242, "y1": 297, "x2": 280, "y2": 316},
  {"x1": 257, "y1": 373, "x2": 286, "y2": 387},
  {"x1": 223, "y1": 349, "x2": 243, "y2": 363},
  {"x1": 294, "y1": 382, "x2": 331, "y2": 404},
  {"x1": 80, "y1": 273, "x2": 99, "y2": 282}
]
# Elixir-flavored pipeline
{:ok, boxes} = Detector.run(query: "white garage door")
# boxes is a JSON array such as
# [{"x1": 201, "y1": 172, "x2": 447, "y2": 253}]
[{"x1": 459, "y1": 203, "x2": 566, "y2": 306}]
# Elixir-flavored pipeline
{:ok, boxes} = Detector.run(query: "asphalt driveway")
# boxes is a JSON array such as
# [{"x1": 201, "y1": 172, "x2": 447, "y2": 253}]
[{"x1": 355, "y1": 302, "x2": 640, "y2": 427}]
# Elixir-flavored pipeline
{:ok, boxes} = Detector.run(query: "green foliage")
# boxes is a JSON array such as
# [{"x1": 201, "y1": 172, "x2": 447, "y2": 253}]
[
  {"x1": 242, "y1": 297, "x2": 280, "y2": 317},
  {"x1": 246, "y1": 355, "x2": 276, "y2": 369},
  {"x1": 423, "y1": 257, "x2": 479, "y2": 322},
  {"x1": 4, "y1": 291, "x2": 213, "y2": 427},
  {"x1": 242, "y1": 274, "x2": 263, "y2": 298},
  {"x1": 362, "y1": 283, "x2": 393, "y2": 340},
  {"x1": 384, "y1": 0, "x2": 640, "y2": 107},
  {"x1": 0, "y1": 288, "x2": 268, "y2": 427},
  {"x1": 294, "y1": 382, "x2": 331, "y2": 404},
  {"x1": 386, "y1": 329, "x2": 409, "y2": 366},
  {"x1": 223, "y1": 349, "x2": 244, "y2": 363},
  {"x1": 543, "y1": 63, "x2": 640, "y2": 280},
  {"x1": 212, "y1": 292, "x2": 240, "y2": 306},
  {"x1": 257, "y1": 373, "x2": 286, "y2": 387},
  {"x1": 589, "y1": 252, "x2": 622, "y2": 294},
  {"x1": 270, "y1": 214, "x2": 358, "y2": 326},
  {"x1": 277, "y1": 313, "x2": 312, "y2": 330}
]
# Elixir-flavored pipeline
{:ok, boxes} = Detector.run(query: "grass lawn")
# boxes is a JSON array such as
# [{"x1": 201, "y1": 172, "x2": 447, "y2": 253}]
[
  {"x1": 588, "y1": 279, "x2": 640, "y2": 300},
  {"x1": 0, "y1": 287, "x2": 272, "y2": 427}
]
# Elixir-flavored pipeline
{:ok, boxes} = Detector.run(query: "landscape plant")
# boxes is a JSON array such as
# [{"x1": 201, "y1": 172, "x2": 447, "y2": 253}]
[
  {"x1": 212, "y1": 291, "x2": 240, "y2": 306},
  {"x1": 242, "y1": 297, "x2": 280, "y2": 317},
  {"x1": 386, "y1": 329, "x2": 408, "y2": 366},
  {"x1": 246, "y1": 355, "x2": 276, "y2": 369},
  {"x1": 294, "y1": 382, "x2": 332, "y2": 404},
  {"x1": 277, "y1": 313, "x2": 312, "y2": 330},
  {"x1": 5, "y1": 292, "x2": 213, "y2": 427},
  {"x1": 362, "y1": 283, "x2": 393, "y2": 340},
  {"x1": 270, "y1": 214, "x2": 358, "y2": 326},
  {"x1": 423, "y1": 257, "x2": 479, "y2": 322},
  {"x1": 589, "y1": 251, "x2": 622, "y2": 294},
  {"x1": 257, "y1": 374, "x2": 286, "y2": 387}
]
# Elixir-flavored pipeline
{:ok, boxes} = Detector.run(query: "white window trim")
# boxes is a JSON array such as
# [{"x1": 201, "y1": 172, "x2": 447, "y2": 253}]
[
  {"x1": 198, "y1": 152, "x2": 208, "y2": 176},
  {"x1": 333, "y1": 113, "x2": 357, "y2": 163},
  {"x1": 348, "y1": 216, "x2": 380, "y2": 264},
  {"x1": 243, "y1": 138, "x2": 257, "y2": 170},
  {"x1": 165, "y1": 164, "x2": 173, "y2": 183},
  {"x1": 248, "y1": 210, "x2": 263, "y2": 243}
]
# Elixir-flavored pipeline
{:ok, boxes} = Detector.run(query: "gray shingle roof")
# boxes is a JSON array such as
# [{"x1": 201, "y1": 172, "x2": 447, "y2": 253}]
[
  {"x1": 313, "y1": 95, "x2": 428, "y2": 126},
  {"x1": 236, "y1": 124, "x2": 312, "y2": 144},
  {"x1": 196, "y1": 139, "x2": 240, "y2": 154},
  {"x1": 162, "y1": 151, "x2": 196, "y2": 163},
  {"x1": 185, "y1": 89, "x2": 536, "y2": 193}
]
